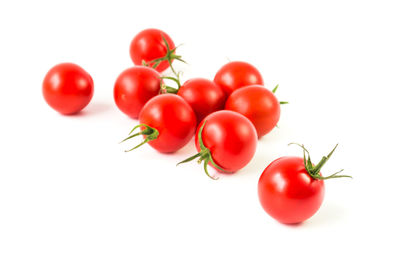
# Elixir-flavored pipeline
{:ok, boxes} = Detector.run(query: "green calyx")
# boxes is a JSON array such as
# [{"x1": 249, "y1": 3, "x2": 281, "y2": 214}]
[
  {"x1": 142, "y1": 35, "x2": 186, "y2": 77},
  {"x1": 177, "y1": 121, "x2": 226, "y2": 180},
  {"x1": 289, "y1": 143, "x2": 352, "y2": 180},
  {"x1": 272, "y1": 84, "x2": 288, "y2": 105},
  {"x1": 120, "y1": 124, "x2": 159, "y2": 152},
  {"x1": 160, "y1": 74, "x2": 181, "y2": 94}
]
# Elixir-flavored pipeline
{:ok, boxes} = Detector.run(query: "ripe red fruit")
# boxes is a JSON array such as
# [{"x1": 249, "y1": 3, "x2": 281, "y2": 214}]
[
  {"x1": 42, "y1": 63, "x2": 94, "y2": 115},
  {"x1": 121, "y1": 94, "x2": 197, "y2": 153},
  {"x1": 178, "y1": 110, "x2": 257, "y2": 179},
  {"x1": 225, "y1": 85, "x2": 280, "y2": 138},
  {"x1": 258, "y1": 144, "x2": 351, "y2": 224},
  {"x1": 114, "y1": 66, "x2": 162, "y2": 119},
  {"x1": 178, "y1": 78, "x2": 226, "y2": 124},
  {"x1": 129, "y1": 28, "x2": 177, "y2": 73},
  {"x1": 214, "y1": 61, "x2": 263, "y2": 95}
]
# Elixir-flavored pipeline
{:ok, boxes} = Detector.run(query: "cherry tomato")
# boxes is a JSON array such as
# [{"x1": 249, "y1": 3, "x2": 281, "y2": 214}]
[
  {"x1": 196, "y1": 110, "x2": 257, "y2": 173},
  {"x1": 177, "y1": 78, "x2": 226, "y2": 124},
  {"x1": 42, "y1": 63, "x2": 94, "y2": 115},
  {"x1": 122, "y1": 94, "x2": 197, "y2": 153},
  {"x1": 225, "y1": 85, "x2": 280, "y2": 138},
  {"x1": 214, "y1": 61, "x2": 264, "y2": 95},
  {"x1": 179, "y1": 110, "x2": 257, "y2": 178},
  {"x1": 129, "y1": 28, "x2": 175, "y2": 73},
  {"x1": 258, "y1": 156, "x2": 325, "y2": 224},
  {"x1": 114, "y1": 66, "x2": 162, "y2": 119},
  {"x1": 258, "y1": 144, "x2": 351, "y2": 224}
]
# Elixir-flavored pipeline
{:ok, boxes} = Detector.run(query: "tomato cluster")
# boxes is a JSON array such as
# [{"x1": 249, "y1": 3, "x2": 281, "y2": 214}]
[{"x1": 42, "y1": 28, "x2": 351, "y2": 225}]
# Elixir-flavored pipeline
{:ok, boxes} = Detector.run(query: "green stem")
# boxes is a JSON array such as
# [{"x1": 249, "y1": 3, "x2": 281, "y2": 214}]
[
  {"x1": 120, "y1": 124, "x2": 159, "y2": 152},
  {"x1": 177, "y1": 152, "x2": 202, "y2": 165},
  {"x1": 271, "y1": 84, "x2": 289, "y2": 105},
  {"x1": 160, "y1": 73, "x2": 181, "y2": 94},
  {"x1": 177, "y1": 121, "x2": 226, "y2": 180},
  {"x1": 160, "y1": 75, "x2": 181, "y2": 94},
  {"x1": 142, "y1": 36, "x2": 186, "y2": 78},
  {"x1": 161, "y1": 76, "x2": 181, "y2": 88},
  {"x1": 164, "y1": 86, "x2": 179, "y2": 94},
  {"x1": 310, "y1": 144, "x2": 337, "y2": 175},
  {"x1": 289, "y1": 143, "x2": 352, "y2": 180},
  {"x1": 272, "y1": 84, "x2": 279, "y2": 93}
]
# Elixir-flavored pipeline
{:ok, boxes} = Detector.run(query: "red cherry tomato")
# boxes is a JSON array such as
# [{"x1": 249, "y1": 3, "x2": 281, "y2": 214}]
[
  {"x1": 129, "y1": 28, "x2": 175, "y2": 73},
  {"x1": 122, "y1": 94, "x2": 197, "y2": 153},
  {"x1": 179, "y1": 110, "x2": 257, "y2": 178},
  {"x1": 258, "y1": 157, "x2": 325, "y2": 224},
  {"x1": 196, "y1": 111, "x2": 257, "y2": 173},
  {"x1": 42, "y1": 63, "x2": 94, "y2": 115},
  {"x1": 177, "y1": 78, "x2": 226, "y2": 124},
  {"x1": 214, "y1": 61, "x2": 264, "y2": 95},
  {"x1": 258, "y1": 144, "x2": 351, "y2": 224},
  {"x1": 225, "y1": 85, "x2": 280, "y2": 138},
  {"x1": 114, "y1": 66, "x2": 162, "y2": 119}
]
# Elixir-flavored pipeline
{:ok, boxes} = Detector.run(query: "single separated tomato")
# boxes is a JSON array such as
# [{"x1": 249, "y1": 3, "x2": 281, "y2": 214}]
[
  {"x1": 42, "y1": 63, "x2": 94, "y2": 115},
  {"x1": 214, "y1": 61, "x2": 263, "y2": 95},
  {"x1": 225, "y1": 84, "x2": 285, "y2": 138},
  {"x1": 258, "y1": 144, "x2": 351, "y2": 224},
  {"x1": 121, "y1": 94, "x2": 196, "y2": 153},
  {"x1": 114, "y1": 66, "x2": 162, "y2": 119},
  {"x1": 129, "y1": 28, "x2": 182, "y2": 73},
  {"x1": 177, "y1": 78, "x2": 226, "y2": 124},
  {"x1": 178, "y1": 110, "x2": 257, "y2": 179}
]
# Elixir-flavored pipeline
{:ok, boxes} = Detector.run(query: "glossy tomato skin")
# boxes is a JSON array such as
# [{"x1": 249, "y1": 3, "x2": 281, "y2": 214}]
[
  {"x1": 195, "y1": 110, "x2": 257, "y2": 172},
  {"x1": 214, "y1": 61, "x2": 264, "y2": 95},
  {"x1": 177, "y1": 78, "x2": 226, "y2": 124},
  {"x1": 139, "y1": 94, "x2": 196, "y2": 153},
  {"x1": 258, "y1": 157, "x2": 325, "y2": 224},
  {"x1": 225, "y1": 85, "x2": 280, "y2": 138},
  {"x1": 129, "y1": 28, "x2": 175, "y2": 72},
  {"x1": 114, "y1": 66, "x2": 161, "y2": 119},
  {"x1": 42, "y1": 63, "x2": 94, "y2": 115}
]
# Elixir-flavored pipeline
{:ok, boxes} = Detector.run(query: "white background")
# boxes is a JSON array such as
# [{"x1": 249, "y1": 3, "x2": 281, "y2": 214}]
[{"x1": 1, "y1": 0, "x2": 399, "y2": 263}]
